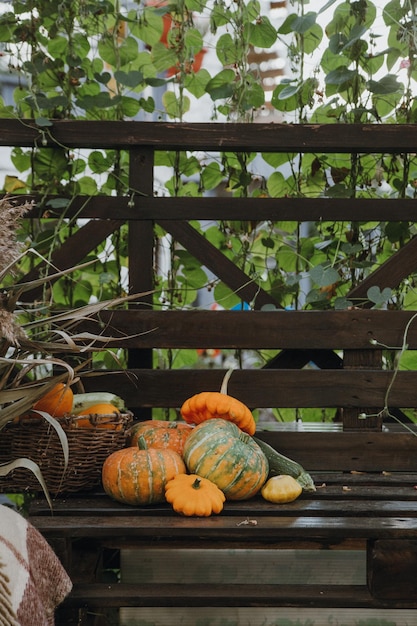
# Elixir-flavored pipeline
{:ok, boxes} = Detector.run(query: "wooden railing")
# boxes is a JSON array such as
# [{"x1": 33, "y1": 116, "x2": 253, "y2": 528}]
[{"x1": 3, "y1": 120, "x2": 417, "y2": 473}]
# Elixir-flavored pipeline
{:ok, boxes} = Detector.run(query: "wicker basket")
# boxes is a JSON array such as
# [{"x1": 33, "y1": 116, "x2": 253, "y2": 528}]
[{"x1": 0, "y1": 412, "x2": 133, "y2": 496}]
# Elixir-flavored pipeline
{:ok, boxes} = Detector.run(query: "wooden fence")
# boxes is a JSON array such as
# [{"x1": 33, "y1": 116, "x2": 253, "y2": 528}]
[{"x1": 3, "y1": 119, "x2": 417, "y2": 474}]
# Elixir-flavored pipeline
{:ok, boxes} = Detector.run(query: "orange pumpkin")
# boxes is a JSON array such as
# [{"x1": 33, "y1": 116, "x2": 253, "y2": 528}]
[
  {"x1": 74, "y1": 402, "x2": 122, "y2": 429},
  {"x1": 102, "y1": 445, "x2": 186, "y2": 506},
  {"x1": 127, "y1": 420, "x2": 193, "y2": 455},
  {"x1": 77, "y1": 402, "x2": 120, "y2": 416},
  {"x1": 32, "y1": 382, "x2": 73, "y2": 417},
  {"x1": 180, "y1": 369, "x2": 256, "y2": 435}
]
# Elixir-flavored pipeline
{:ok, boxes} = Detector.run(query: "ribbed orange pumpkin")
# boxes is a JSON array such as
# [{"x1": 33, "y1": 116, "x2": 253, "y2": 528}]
[
  {"x1": 102, "y1": 445, "x2": 186, "y2": 505},
  {"x1": 32, "y1": 382, "x2": 73, "y2": 417},
  {"x1": 183, "y1": 418, "x2": 268, "y2": 501},
  {"x1": 127, "y1": 420, "x2": 193, "y2": 455}
]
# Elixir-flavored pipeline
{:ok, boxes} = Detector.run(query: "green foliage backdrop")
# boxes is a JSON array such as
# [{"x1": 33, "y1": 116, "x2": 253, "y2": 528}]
[{"x1": 1, "y1": 0, "x2": 417, "y2": 420}]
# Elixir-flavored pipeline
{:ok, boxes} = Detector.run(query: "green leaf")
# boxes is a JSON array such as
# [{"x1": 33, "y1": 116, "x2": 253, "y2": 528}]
[
  {"x1": 262, "y1": 152, "x2": 294, "y2": 169},
  {"x1": 0, "y1": 18, "x2": 16, "y2": 42},
  {"x1": 185, "y1": 68, "x2": 211, "y2": 98},
  {"x1": 179, "y1": 266, "x2": 207, "y2": 289},
  {"x1": 72, "y1": 33, "x2": 90, "y2": 60},
  {"x1": 88, "y1": 151, "x2": 112, "y2": 174},
  {"x1": 277, "y1": 83, "x2": 301, "y2": 100},
  {"x1": 98, "y1": 34, "x2": 138, "y2": 68},
  {"x1": 241, "y1": 79, "x2": 265, "y2": 109},
  {"x1": 216, "y1": 33, "x2": 239, "y2": 66},
  {"x1": 342, "y1": 24, "x2": 367, "y2": 50},
  {"x1": 292, "y1": 12, "x2": 317, "y2": 34},
  {"x1": 301, "y1": 22, "x2": 324, "y2": 54},
  {"x1": 213, "y1": 282, "x2": 242, "y2": 309},
  {"x1": 325, "y1": 66, "x2": 357, "y2": 85},
  {"x1": 151, "y1": 41, "x2": 178, "y2": 73},
  {"x1": 185, "y1": 0, "x2": 206, "y2": 10},
  {"x1": 246, "y1": 16, "x2": 277, "y2": 48},
  {"x1": 334, "y1": 297, "x2": 353, "y2": 310},
  {"x1": 266, "y1": 171, "x2": 286, "y2": 197},
  {"x1": 131, "y1": 9, "x2": 164, "y2": 47},
  {"x1": 76, "y1": 92, "x2": 120, "y2": 110},
  {"x1": 120, "y1": 96, "x2": 141, "y2": 118},
  {"x1": 139, "y1": 96, "x2": 155, "y2": 113},
  {"x1": 46, "y1": 198, "x2": 70, "y2": 209},
  {"x1": 47, "y1": 35, "x2": 68, "y2": 57},
  {"x1": 270, "y1": 83, "x2": 299, "y2": 112},
  {"x1": 385, "y1": 221, "x2": 410, "y2": 243},
  {"x1": 367, "y1": 74, "x2": 403, "y2": 95},
  {"x1": 261, "y1": 237, "x2": 275, "y2": 249},
  {"x1": 277, "y1": 13, "x2": 297, "y2": 35},
  {"x1": 201, "y1": 161, "x2": 224, "y2": 191},
  {"x1": 77, "y1": 176, "x2": 98, "y2": 195},
  {"x1": 383, "y1": 0, "x2": 406, "y2": 26},
  {"x1": 309, "y1": 265, "x2": 340, "y2": 287},
  {"x1": 114, "y1": 70, "x2": 144, "y2": 88},
  {"x1": 184, "y1": 28, "x2": 203, "y2": 54},
  {"x1": 35, "y1": 117, "x2": 53, "y2": 127},
  {"x1": 205, "y1": 69, "x2": 236, "y2": 101},
  {"x1": 162, "y1": 90, "x2": 190, "y2": 119},
  {"x1": 318, "y1": 0, "x2": 339, "y2": 14},
  {"x1": 367, "y1": 286, "x2": 392, "y2": 307},
  {"x1": 94, "y1": 71, "x2": 112, "y2": 84}
]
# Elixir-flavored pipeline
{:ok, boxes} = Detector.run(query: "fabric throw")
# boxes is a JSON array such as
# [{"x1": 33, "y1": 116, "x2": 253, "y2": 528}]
[{"x1": 0, "y1": 504, "x2": 72, "y2": 626}]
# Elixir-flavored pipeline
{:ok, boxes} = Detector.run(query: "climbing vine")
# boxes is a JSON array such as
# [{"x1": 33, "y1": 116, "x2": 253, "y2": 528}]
[{"x1": 1, "y1": 0, "x2": 417, "y2": 418}]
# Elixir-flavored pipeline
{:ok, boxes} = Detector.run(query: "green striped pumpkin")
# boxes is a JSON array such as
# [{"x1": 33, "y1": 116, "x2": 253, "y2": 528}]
[{"x1": 183, "y1": 418, "x2": 269, "y2": 500}]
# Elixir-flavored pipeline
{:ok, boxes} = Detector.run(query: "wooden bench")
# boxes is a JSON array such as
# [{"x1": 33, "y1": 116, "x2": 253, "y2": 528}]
[
  {"x1": 29, "y1": 460, "x2": 417, "y2": 626},
  {"x1": 2, "y1": 120, "x2": 417, "y2": 624}
]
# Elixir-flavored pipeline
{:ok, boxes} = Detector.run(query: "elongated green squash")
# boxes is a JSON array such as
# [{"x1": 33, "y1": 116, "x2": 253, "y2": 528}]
[{"x1": 253, "y1": 436, "x2": 316, "y2": 492}]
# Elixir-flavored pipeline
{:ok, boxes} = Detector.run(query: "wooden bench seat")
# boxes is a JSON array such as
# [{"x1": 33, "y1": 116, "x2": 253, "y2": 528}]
[{"x1": 28, "y1": 466, "x2": 417, "y2": 625}]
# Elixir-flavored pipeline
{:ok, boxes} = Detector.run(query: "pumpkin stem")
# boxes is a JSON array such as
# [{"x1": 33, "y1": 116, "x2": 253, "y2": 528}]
[
  {"x1": 192, "y1": 477, "x2": 202, "y2": 489},
  {"x1": 220, "y1": 368, "x2": 234, "y2": 395},
  {"x1": 239, "y1": 431, "x2": 251, "y2": 444},
  {"x1": 137, "y1": 435, "x2": 148, "y2": 450}
]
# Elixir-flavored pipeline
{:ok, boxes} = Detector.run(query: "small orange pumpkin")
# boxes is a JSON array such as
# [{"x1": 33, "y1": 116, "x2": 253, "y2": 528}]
[
  {"x1": 32, "y1": 382, "x2": 73, "y2": 417},
  {"x1": 74, "y1": 402, "x2": 121, "y2": 429},
  {"x1": 127, "y1": 420, "x2": 193, "y2": 455},
  {"x1": 165, "y1": 473, "x2": 225, "y2": 517},
  {"x1": 180, "y1": 369, "x2": 256, "y2": 435},
  {"x1": 102, "y1": 444, "x2": 186, "y2": 506}
]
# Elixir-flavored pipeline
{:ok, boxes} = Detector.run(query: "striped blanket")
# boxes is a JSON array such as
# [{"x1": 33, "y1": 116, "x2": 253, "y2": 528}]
[{"x1": 0, "y1": 504, "x2": 72, "y2": 626}]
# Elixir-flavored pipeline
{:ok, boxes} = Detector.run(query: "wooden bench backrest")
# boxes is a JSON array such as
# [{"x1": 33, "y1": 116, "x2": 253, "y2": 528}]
[{"x1": 4, "y1": 119, "x2": 417, "y2": 474}]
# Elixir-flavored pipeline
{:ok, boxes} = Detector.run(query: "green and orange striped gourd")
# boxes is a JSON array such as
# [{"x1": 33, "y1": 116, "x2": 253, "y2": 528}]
[{"x1": 183, "y1": 418, "x2": 268, "y2": 501}]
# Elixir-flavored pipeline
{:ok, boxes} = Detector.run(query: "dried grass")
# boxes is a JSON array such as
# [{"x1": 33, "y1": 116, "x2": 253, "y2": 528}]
[{"x1": 0, "y1": 196, "x2": 149, "y2": 504}]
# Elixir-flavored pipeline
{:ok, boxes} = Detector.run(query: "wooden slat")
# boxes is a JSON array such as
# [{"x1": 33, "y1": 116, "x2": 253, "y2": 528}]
[
  {"x1": 81, "y1": 367, "x2": 417, "y2": 410},
  {"x1": 26, "y1": 480, "x2": 417, "y2": 518},
  {"x1": 84, "y1": 309, "x2": 417, "y2": 349},
  {"x1": 20, "y1": 195, "x2": 417, "y2": 222},
  {"x1": 255, "y1": 430, "x2": 417, "y2": 472},
  {"x1": 2, "y1": 120, "x2": 417, "y2": 152},
  {"x1": 63, "y1": 582, "x2": 393, "y2": 609},
  {"x1": 31, "y1": 497, "x2": 417, "y2": 519},
  {"x1": 28, "y1": 513, "x2": 417, "y2": 540}
]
